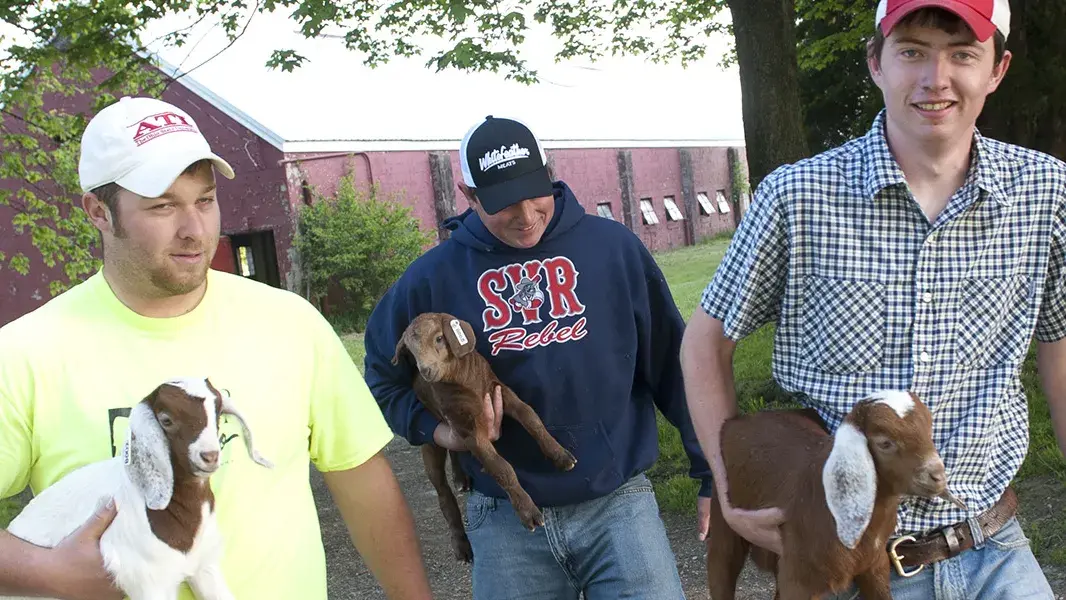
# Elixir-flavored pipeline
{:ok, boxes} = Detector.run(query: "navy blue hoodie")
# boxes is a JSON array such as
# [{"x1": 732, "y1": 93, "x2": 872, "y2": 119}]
[{"x1": 363, "y1": 181, "x2": 713, "y2": 507}]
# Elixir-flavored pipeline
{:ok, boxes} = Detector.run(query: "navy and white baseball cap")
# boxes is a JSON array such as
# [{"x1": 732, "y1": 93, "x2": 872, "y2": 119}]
[{"x1": 459, "y1": 115, "x2": 553, "y2": 215}]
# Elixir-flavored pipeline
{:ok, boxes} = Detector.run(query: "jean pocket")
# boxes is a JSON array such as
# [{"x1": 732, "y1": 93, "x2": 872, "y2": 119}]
[
  {"x1": 985, "y1": 517, "x2": 1031, "y2": 550},
  {"x1": 955, "y1": 276, "x2": 1032, "y2": 369},
  {"x1": 463, "y1": 493, "x2": 491, "y2": 532},
  {"x1": 615, "y1": 472, "x2": 654, "y2": 496},
  {"x1": 801, "y1": 277, "x2": 885, "y2": 374}
]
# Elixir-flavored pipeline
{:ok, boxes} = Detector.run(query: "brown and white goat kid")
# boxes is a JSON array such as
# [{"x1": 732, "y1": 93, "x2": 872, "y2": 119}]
[
  {"x1": 3, "y1": 377, "x2": 272, "y2": 600},
  {"x1": 393, "y1": 312, "x2": 577, "y2": 562},
  {"x1": 706, "y1": 391, "x2": 966, "y2": 600}
]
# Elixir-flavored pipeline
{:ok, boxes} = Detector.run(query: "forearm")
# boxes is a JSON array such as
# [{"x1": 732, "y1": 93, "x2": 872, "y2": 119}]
[
  {"x1": 323, "y1": 453, "x2": 432, "y2": 600},
  {"x1": 1037, "y1": 339, "x2": 1066, "y2": 460},
  {"x1": 0, "y1": 528, "x2": 59, "y2": 596},
  {"x1": 679, "y1": 310, "x2": 738, "y2": 497}
]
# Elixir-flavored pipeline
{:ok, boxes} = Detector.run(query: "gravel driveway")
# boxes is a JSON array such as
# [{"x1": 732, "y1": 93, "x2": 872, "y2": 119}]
[{"x1": 314, "y1": 436, "x2": 771, "y2": 599}]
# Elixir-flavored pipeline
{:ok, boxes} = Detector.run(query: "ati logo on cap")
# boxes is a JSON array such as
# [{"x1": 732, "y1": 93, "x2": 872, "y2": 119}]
[
  {"x1": 479, "y1": 143, "x2": 531, "y2": 172},
  {"x1": 132, "y1": 112, "x2": 195, "y2": 147}
]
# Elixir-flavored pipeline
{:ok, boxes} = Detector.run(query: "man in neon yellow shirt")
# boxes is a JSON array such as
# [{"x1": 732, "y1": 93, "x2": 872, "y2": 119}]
[{"x1": 0, "y1": 96, "x2": 433, "y2": 600}]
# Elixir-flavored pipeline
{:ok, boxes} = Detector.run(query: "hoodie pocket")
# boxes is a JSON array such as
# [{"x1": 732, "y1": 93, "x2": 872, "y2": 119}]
[{"x1": 539, "y1": 422, "x2": 623, "y2": 492}]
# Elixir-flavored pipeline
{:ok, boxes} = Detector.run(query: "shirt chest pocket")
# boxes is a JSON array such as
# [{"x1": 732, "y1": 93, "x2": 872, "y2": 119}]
[
  {"x1": 955, "y1": 275, "x2": 1034, "y2": 369},
  {"x1": 800, "y1": 276, "x2": 885, "y2": 374}
]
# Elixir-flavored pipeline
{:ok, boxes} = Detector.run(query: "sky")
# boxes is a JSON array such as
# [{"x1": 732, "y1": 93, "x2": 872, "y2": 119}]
[{"x1": 136, "y1": 5, "x2": 745, "y2": 146}]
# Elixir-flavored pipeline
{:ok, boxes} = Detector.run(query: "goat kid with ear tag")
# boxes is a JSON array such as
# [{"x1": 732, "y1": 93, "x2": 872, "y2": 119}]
[
  {"x1": 392, "y1": 312, "x2": 576, "y2": 561},
  {"x1": 2, "y1": 377, "x2": 272, "y2": 600}
]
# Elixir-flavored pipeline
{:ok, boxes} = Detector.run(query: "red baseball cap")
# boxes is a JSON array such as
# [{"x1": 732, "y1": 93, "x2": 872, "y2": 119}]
[{"x1": 875, "y1": 0, "x2": 1011, "y2": 42}]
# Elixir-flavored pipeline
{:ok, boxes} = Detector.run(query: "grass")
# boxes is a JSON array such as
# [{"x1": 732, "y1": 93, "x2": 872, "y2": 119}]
[
  {"x1": 0, "y1": 497, "x2": 19, "y2": 528},
  {"x1": 646, "y1": 233, "x2": 789, "y2": 512},
  {"x1": 342, "y1": 334, "x2": 368, "y2": 376}
]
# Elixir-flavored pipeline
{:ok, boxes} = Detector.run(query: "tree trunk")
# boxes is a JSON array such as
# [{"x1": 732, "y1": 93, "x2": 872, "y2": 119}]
[
  {"x1": 977, "y1": 0, "x2": 1066, "y2": 160},
  {"x1": 726, "y1": 0, "x2": 810, "y2": 187}
]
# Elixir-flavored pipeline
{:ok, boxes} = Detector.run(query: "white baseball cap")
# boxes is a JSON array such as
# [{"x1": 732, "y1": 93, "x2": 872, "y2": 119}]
[{"x1": 78, "y1": 96, "x2": 235, "y2": 197}]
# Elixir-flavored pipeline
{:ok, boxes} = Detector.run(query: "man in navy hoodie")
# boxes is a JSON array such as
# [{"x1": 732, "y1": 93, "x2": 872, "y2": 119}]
[{"x1": 363, "y1": 115, "x2": 713, "y2": 599}]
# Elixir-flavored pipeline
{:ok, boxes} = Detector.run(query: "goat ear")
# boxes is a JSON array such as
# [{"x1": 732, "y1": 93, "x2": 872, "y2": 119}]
[
  {"x1": 219, "y1": 389, "x2": 274, "y2": 469},
  {"x1": 822, "y1": 422, "x2": 877, "y2": 550},
  {"x1": 392, "y1": 335, "x2": 409, "y2": 366},
  {"x1": 442, "y1": 317, "x2": 476, "y2": 357},
  {"x1": 125, "y1": 398, "x2": 173, "y2": 511}
]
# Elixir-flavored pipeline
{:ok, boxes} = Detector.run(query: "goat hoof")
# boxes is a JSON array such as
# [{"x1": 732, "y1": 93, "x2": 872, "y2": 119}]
[
  {"x1": 518, "y1": 505, "x2": 545, "y2": 531},
  {"x1": 554, "y1": 450, "x2": 577, "y2": 471},
  {"x1": 452, "y1": 534, "x2": 473, "y2": 562}
]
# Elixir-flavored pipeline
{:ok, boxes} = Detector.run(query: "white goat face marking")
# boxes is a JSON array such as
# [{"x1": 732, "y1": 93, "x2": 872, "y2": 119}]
[
  {"x1": 868, "y1": 390, "x2": 914, "y2": 418},
  {"x1": 166, "y1": 377, "x2": 214, "y2": 401},
  {"x1": 187, "y1": 395, "x2": 222, "y2": 474},
  {"x1": 823, "y1": 422, "x2": 877, "y2": 550}
]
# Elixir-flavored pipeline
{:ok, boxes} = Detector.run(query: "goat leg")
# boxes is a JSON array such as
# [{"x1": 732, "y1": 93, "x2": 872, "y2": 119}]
[
  {"x1": 449, "y1": 450, "x2": 471, "y2": 492},
  {"x1": 499, "y1": 386, "x2": 577, "y2": 471},
  {"x1": 468, "y1": 434, "x2": 545, "y2": 531},
  {"x1": 187, "y1": 560, "x2": 235, "y2": 600},
  {"x1": 774, "y1": 554, "x2": 820, "y2": 600},
  {"x1": 422, "y1": 444, "x2": 473, "y2": 562},
  {"x1": 706, "y1": 493, "x2": 748, "y2": 600},
  {"x1": 853, "y1": 555, "x2": 894, "y2": 600}
]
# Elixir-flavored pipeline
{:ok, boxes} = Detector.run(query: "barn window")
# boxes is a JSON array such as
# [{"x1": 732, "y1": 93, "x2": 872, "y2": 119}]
[
  {"x1": 639, "y1": 198, "x2": 659, "y2": 225},
  {"x1": 663, "y1": 196, "x2": 684, "y2": 221},
  {"x1": 596, "y1": 202, "x2": 615, "y2": 220},
  {"x1": 238, "y1": 245, "x2": 256, "y2": 277},
  {"x1": 697, "y1": 192, "x2": 714, "y2": 215},
  {"x1": 716, "y1": 190, "x2": 731, "y2": 213}
]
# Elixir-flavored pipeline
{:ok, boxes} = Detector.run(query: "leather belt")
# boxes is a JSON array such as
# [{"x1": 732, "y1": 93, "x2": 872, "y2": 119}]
[{"x1": 887, "y1": 486, "x2": 1018, "y2": 577}]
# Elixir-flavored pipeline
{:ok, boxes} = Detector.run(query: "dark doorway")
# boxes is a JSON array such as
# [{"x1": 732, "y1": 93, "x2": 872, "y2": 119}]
[{"x1": 229, "y1": 230, "x2": 281, "y2": 288}]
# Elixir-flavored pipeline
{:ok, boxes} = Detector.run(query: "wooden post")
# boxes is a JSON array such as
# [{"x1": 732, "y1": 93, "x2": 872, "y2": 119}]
[
  {"x1": 428, "y1": 152, "x2": 457, "y2": 241},
  {"x1": 616, "y1": 150, "x2": 637, "y2": 232},
  {"x1": 679, "y1": 148, "x2": 698, "y2": 246}
]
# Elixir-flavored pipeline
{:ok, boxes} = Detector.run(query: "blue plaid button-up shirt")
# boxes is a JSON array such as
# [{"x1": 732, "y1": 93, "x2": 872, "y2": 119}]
[{"x1": 700, "y1": 110, "x2": 1066, "y2": 535}]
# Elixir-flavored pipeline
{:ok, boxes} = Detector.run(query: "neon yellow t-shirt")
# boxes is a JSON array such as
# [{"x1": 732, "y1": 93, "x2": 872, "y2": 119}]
[{"x1": 0, "y1": 268, "x2": 395, "y2": 600}]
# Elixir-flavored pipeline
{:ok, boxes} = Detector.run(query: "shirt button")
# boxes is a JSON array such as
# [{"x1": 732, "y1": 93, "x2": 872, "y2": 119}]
[
  {"x1": 922, "y1": 292, "x2": 933, "y2": 303},
  {"x1": 920, "y1": 351, "x2": 932, "y2": 362}
]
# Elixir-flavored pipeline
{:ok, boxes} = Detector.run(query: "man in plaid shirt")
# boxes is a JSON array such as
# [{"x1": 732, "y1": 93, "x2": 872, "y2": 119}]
[{"x1": 681, "y1": 0, "x2": 1064, "y2": 597}]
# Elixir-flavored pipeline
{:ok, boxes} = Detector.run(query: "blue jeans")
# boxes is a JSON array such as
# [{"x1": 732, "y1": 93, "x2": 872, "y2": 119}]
[
  {"x1": 828, "y1": 516, "x2": 1054, "y2": 599},
  {"x1": 462, "y1": 472, "x2": 686, "y2": 599}
]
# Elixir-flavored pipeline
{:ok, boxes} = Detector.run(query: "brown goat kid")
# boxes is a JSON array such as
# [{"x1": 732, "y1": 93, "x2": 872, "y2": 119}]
[
  {"x1": 392, "y1": 312, "x2": 577, "y2": 562},
  {"x1": 706, "y1": 391, "x2": 967, "y2": 600}
]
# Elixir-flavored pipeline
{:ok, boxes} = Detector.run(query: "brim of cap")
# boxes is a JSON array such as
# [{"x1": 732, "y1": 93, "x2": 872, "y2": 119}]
[
  {"x1": 879, "y1": 0, "x2": 997, "y2": 41},
  {"x1": 115, "y1": 150, "x2": 236, "y2": 199},
  {"x1": 474, "y1": 166, "x2": 554, "y2": 215}
]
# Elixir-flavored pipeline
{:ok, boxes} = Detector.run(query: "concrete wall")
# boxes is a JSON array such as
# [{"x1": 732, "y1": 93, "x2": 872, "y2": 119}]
[{"x1": 283, "y1": 145, "x2": 746, "y2": 253}]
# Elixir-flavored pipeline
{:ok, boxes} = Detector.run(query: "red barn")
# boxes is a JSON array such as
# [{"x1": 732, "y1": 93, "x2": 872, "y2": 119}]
[{"x1": 0, "y1": 58, "x2": 749, "y2": 327}]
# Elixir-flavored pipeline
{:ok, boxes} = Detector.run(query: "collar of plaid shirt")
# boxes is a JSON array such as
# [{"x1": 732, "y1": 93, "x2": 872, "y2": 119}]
[
  {"x1": 861, "y1": 111, "x2": 1013, "y2": 209},
  {"x1": 700, "y1": 108, "x2": 1066, "y2": 536}
]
